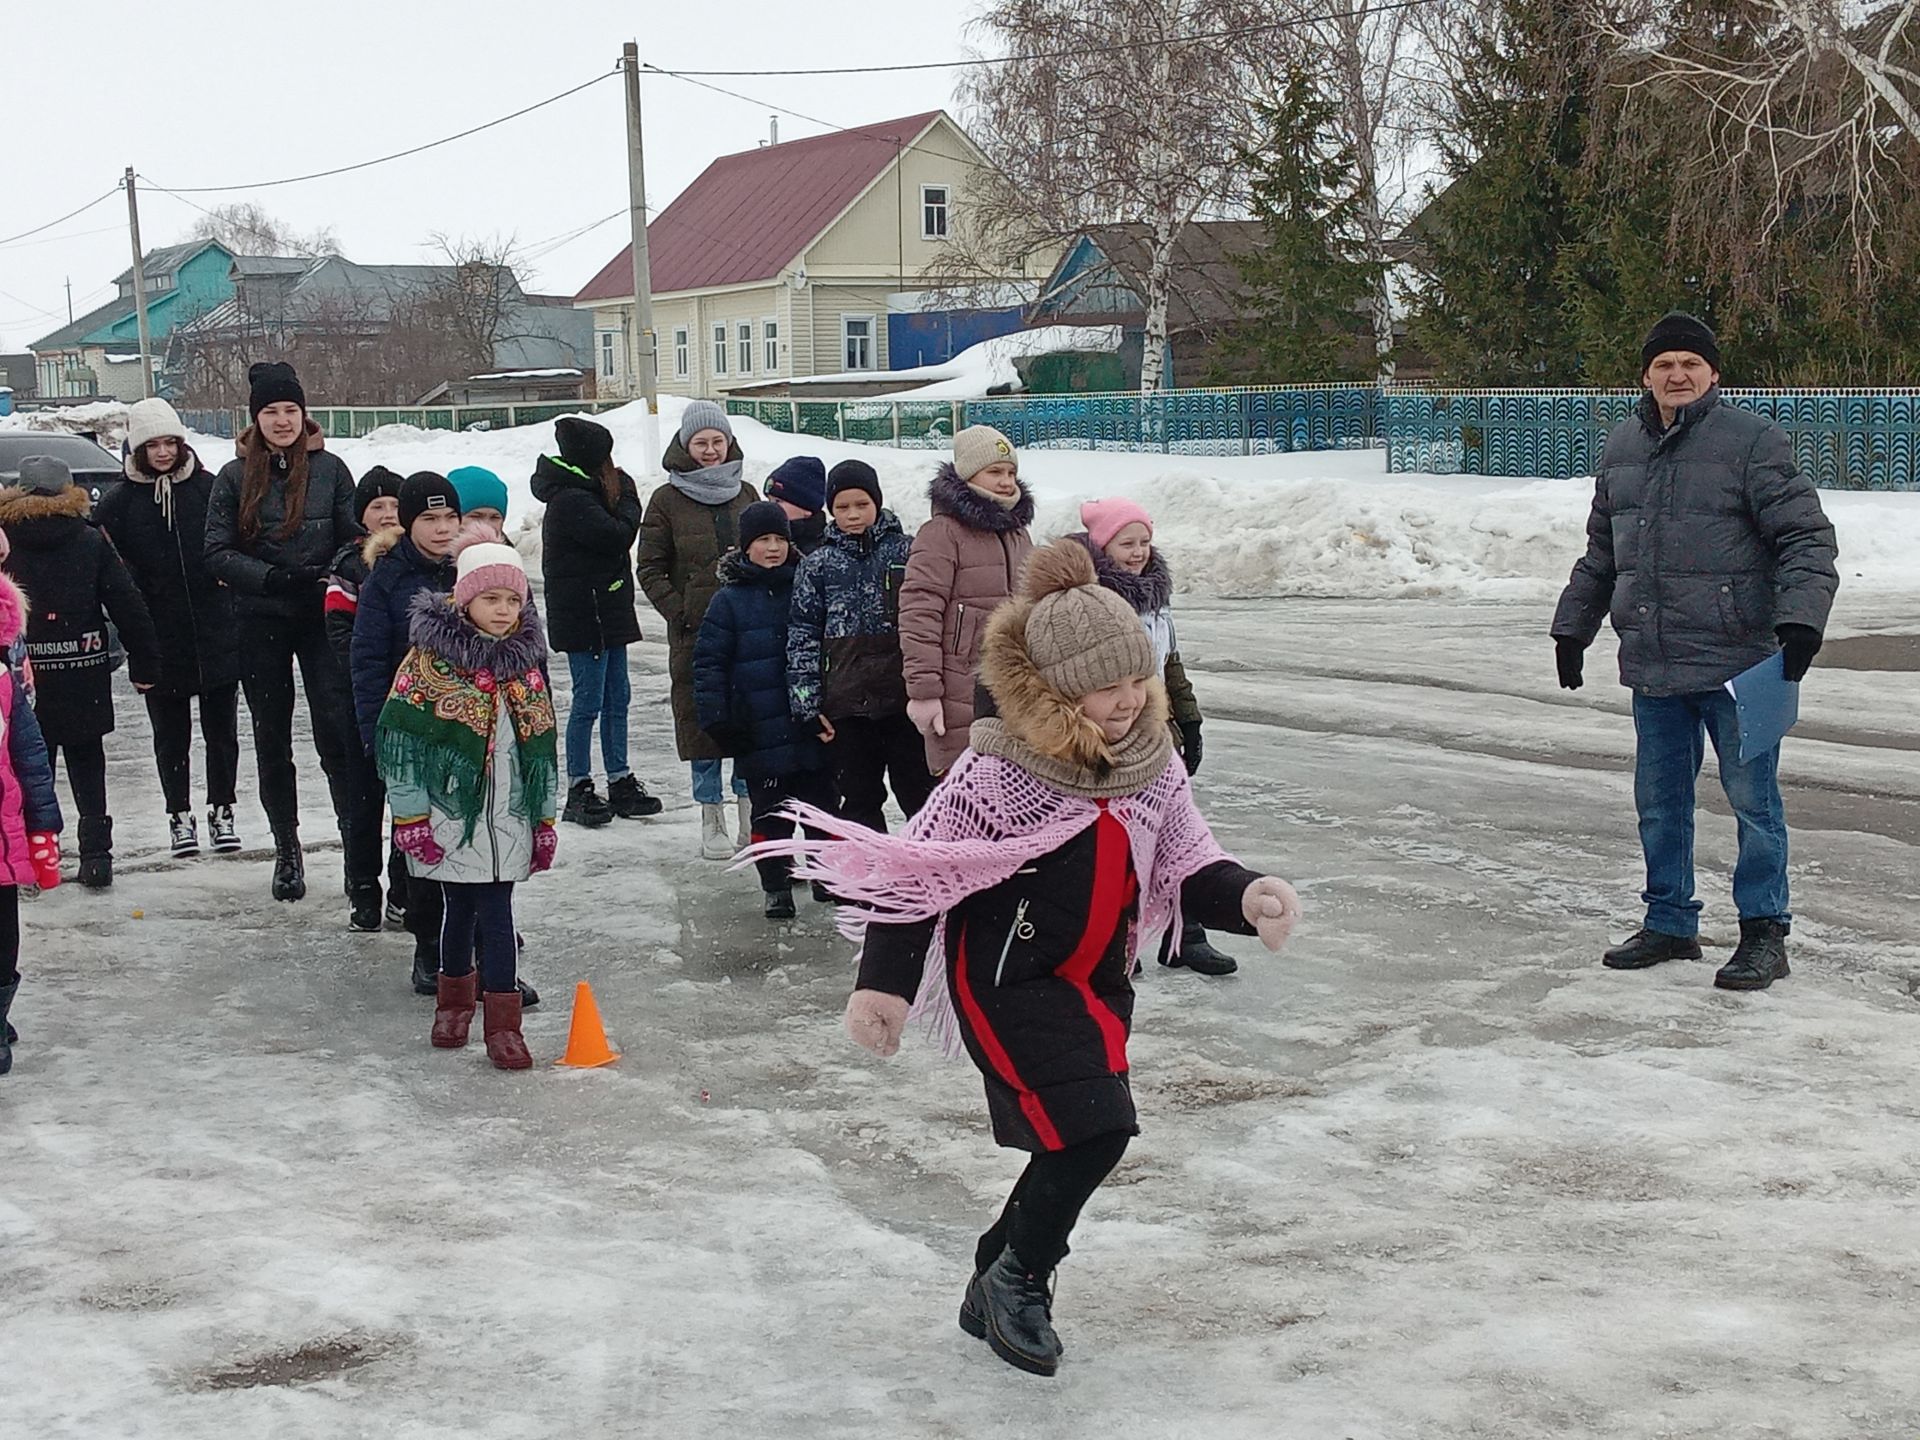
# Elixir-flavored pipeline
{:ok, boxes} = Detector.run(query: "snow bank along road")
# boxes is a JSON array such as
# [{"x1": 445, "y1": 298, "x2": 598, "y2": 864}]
[{"x1": 5, "y1": 576, "x2": 1916, "y2": 1439}]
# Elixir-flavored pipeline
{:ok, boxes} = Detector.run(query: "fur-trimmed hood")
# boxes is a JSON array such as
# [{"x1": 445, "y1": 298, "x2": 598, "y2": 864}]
[
  {"x1": 122, "y1": 446, "x2": 203, "y2": 487},
  {"x1": 407, "y1": 589, "x2": 547, "y2": 673},
  {"x1": 717, "y1": 548, "x2": 799, "y2": 590},
  {"x1": 235, "y1": 418, "x2": 327, "y2": 459},
  {"x1": 1066, "y1": 530, "x2": 1172, "y2": 615},
  {"x1": 0, "y1": 569, "x2": 28, "y2": 648},
  {"x1": 0, "y1": 483, "x2": 92, "y2": 532},
  {"x1": 361, "y1": 525, "x2": 405, "y2": 570},
  {"x1": 930, "y1": 461, "x2": 1035, "y2": 534}
]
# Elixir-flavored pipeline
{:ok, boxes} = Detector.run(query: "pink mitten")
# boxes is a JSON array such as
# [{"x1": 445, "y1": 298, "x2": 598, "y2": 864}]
[
  {"x1": 531, "y1": 822, "x2": 557, "y2": 874},
  {"x1": 393, "y1": 817, "x2": 445, "y2": 866},
  {"x1": 844, "y1": 989, "x2": 911, "y2": 1056}
]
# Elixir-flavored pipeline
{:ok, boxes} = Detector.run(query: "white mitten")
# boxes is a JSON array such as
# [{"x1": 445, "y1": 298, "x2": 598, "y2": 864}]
[
  {"x1": 844, "y1": 989, "x2": 911, "y2": 1056},
  {"x1": 1241, "y1": 876, "x2": 1303, "y2": 953}
]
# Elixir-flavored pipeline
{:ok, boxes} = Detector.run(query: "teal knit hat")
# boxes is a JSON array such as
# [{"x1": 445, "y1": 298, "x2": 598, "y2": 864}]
[{"x1": 448, "y1": 465, "x2": 509, "y2": 518}]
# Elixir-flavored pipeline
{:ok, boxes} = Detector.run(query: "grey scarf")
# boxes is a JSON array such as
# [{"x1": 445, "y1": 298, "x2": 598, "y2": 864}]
[{"x1": 668, "y1": 459, "x2": 744, "y2": 506}]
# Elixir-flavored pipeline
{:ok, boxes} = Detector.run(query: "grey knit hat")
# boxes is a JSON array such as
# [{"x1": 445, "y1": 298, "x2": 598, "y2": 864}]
[
  {"x1": 16, "y1": 456, "x2": 73, "y2": 495},
  {"x1": 1021, "y1": 540, "x2": 1156, "y2": 699},
  {"x1": 953, "y1": 425, "x2": 1016, "y2": 483},
  {"x1": 679, "y1": 400, "x2": 734, "y2": 447}
]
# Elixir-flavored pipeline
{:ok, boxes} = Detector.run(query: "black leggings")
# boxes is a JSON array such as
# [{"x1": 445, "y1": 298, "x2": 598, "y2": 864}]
[
  {"x1": 145, "y1": 686, "x2": 241, "y2": 813},
  {"x1": 439, "y1": 880, "x2": 517, "y2": 994},
  {"x1": 974, "y1": 1130, "x2": 1131, "y2": 1276},
  {"x1": 237, "y1": 609, "x2": 356, "y2": 841},
  {"x1": 44, "y1": 736, "x2": 108, "y2": 822},
  {"x1": 0, "y1": 885, "x2": 17, "y2": 988}
]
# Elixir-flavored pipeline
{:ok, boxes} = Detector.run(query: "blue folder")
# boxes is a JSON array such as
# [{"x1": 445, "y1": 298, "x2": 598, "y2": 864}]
[{"x1": 1724, "y1": 651, "x2": 1800, "y2": 762}]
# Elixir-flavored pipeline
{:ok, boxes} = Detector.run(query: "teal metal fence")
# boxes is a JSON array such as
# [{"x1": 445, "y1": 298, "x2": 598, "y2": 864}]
[
  {"x1": 304, "y1": 399, "x2": 627, "y2": 440},
  {"x1": 1383, "y1": 387, "x2": 1920, "y2": 490}
]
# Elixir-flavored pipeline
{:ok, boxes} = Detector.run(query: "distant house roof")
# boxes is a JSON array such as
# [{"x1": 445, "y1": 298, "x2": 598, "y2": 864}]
[
  {"x1": 231, "y1": 255, "x2": 314, "y2": 277},
  {"x1": 29, "y1": 293, "x2": 144, "y2": 352},
  {"x1": 1037, "y1": 221, "x2": 1266, "y2": 331},
  {"x1": 112, "y1": 240, "x2": 228, "y2": 288},
  {"x1": 575, "y1": 111, "x2": 947, "y2": 304}
]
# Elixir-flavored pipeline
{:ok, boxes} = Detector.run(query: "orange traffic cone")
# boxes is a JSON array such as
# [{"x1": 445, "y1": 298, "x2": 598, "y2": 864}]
[{"x1": 555, "y1": 981, "x2": 620, "y2": 1068}]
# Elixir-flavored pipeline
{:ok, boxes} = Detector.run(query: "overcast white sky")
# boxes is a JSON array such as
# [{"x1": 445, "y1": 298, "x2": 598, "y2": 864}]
[{"x1": 0, "y1": 0, "x2": 981, "y2": 352}]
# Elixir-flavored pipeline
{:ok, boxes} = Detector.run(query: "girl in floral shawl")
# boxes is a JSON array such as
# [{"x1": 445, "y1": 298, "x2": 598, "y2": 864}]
[
  {"x1": 749, "y1": 539, "x2": 1302, "y2": 1377},
  {"x1": 378, "y1": 523, "x2": 557, "y2": 1070}
]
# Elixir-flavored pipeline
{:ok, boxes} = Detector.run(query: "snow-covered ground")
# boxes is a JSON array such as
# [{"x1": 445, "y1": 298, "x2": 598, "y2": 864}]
[
  {"x1": 783, "y1": 323, "x2": 1123, "y2": 399},
  {"x1": 5, "y1": 415, "x2": 1919, "y2": 1436}
]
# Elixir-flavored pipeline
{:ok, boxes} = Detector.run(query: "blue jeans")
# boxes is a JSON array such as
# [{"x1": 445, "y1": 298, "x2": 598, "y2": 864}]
[
  {"x1": 690, "y1": 758, "x2": 748, "y2": 805},
  {"x1": 564, "y1": 649, "x2": 630, "y2": 784},
  {"x1": 1632, "y1": 690, "x2": 1791, "y2": 935}
]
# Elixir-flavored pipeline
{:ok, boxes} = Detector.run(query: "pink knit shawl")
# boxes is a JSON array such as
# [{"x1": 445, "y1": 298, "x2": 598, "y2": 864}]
[{"x1": 742, "y1": 748, "x2": 1232, "y2": 1055}]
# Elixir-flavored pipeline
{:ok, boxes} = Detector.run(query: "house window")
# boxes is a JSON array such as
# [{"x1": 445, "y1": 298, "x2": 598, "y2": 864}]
[
  {"x1": 598, "y1": 331, "x2": 616, "y2": 379},
  {"x1": 763, "y1": 318, "x2": 779, "y2": 372},
  {"x1": 737, "y1": 321, "x2": 754, "y2": 375},
  {"x1": 842, "y1": 315, "x2": 875, "y2": 371},
  {"x1": 712, "y1": 323, "x2": 728, "y2": 375},
  {"x1": 921, "y1": 185, "x2": 949, "y2": 240},
  {"x1": 673, "y1": 327, "x2": 690, "y2": 378}
]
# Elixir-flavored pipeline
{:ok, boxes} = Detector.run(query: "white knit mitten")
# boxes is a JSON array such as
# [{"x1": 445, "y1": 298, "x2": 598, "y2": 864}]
[{"x1": 844, "y1": 990, "x2": 911, "y2": 1056}]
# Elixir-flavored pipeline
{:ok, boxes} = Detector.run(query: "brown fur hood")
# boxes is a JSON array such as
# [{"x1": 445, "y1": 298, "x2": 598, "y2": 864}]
[
  {"x1": 361, "y1": 525, "x2": 404, "y2": 570},
  {"x1": 974, "y1": 540, "x2": 1172, "y2": 797},
  {"x1": 0, "y1": 483, "x2": 93, "y2": 528}
]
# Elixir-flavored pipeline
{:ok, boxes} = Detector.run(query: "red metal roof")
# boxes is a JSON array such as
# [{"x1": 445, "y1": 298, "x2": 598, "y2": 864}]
[{"x1": 574, "y1": 112, "x2": 945, "y2": 304}]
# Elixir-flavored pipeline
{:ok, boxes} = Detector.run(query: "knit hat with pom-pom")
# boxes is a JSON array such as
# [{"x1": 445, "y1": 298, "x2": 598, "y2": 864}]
[
  {"x1": 1020, "y1": 538, "x2": 1155, "y2": 699},
  {"x1": 452, "y1": 519, "x2": 528, "y2": 607}
]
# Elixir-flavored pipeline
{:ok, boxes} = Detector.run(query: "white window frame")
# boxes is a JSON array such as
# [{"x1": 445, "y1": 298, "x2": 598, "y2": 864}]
[
  {"x1": 737, "y1": 321, "x2": 754, "y2": 376},
  {"x1": 762, "y1": 317, "x2": 779, "y2": 373},
  {"x1": 841, "y1": 313, "x2": 876, "y2": 372},
  {"x1": 597, "y1": 331, "x2": 616, "y2": 379},
  {"x1": 673, "y1": 327, "x2": 690, "y2": 378},
  {"x1": 920, "y1": 184, "x2": 950, "y2": 240},
  {"x1": 711, "y1": 323, "x2": 728, "y2": 376}
]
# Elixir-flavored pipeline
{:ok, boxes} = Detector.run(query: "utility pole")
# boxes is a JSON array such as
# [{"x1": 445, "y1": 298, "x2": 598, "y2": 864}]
[
  {"x1": 621, "y1": 42, "x2": 658, "y2": 421},
  {"x1": 64, "y1": 277, "x2": 73, "y2": 326},
  {"x1": 123, "y1": 167, "x2": 155, "y2": 400}
]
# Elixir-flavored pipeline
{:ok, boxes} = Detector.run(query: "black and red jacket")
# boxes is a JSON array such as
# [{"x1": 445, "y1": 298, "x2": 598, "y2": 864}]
[{"x1": 859, "y1": 803, "x2": 1258, "y2": 1152}]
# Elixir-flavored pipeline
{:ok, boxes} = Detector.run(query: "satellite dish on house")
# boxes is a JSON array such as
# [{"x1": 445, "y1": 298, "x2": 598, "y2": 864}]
[{"x1": 790, "y1": 263, "x2": 808, "y2": 291}]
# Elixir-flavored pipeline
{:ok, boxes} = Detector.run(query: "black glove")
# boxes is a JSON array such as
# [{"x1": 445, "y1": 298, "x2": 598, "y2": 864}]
[
  {"x1": 1554, "y1": 637, "x2": 1587, "y2": 691},
  {"x1": 1777, "y1": 623, "x2": 1822, "y2": 683},
  {"x1": 266, "y1": 564, "x2": 325, "y2": 595},
  {"x1": 1178, "y1": 720, "x2": 1203, "y2": 776}
]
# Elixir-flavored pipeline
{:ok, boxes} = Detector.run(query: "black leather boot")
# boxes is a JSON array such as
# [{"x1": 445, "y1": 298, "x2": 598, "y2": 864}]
[
  {"x1": 1161, "y1": 920, "x2": 1237, "y2": 975},
  {"x1": 410, "y1": 943, "x2": 439, "y2": 996},
  {"x1": 77, "y1": 815, "x2": 113, "y2": 889},
  {"x1": 271, "y1": 832, "x2": 307, "y2": 902},
  {"x1": 969, "y1": 1246, "x2": 1061, "y2": 1377},
  {"x1": 1714, "y1": 919, "x2": 1791, "y2": 991},
  {"x1": 1602, "y1": 928, "x2": 1703, "y2": 970},
  {"x1": 764, "y1": 887, "x2": 797, "y2": 920}
]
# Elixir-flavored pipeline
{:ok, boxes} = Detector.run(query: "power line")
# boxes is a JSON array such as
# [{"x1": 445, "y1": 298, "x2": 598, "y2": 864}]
[
  {"x1": 144, "y1": 68, "x2": 621, "y2": 195},
  {"x1": 0, "y1": 184, "x2": 123, "y2": 248},
  {"x1": 648, "y1": 0, "x2": 1439, "y2": 77}
]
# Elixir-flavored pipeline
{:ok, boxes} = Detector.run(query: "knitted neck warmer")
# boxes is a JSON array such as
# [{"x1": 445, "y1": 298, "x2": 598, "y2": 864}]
[{"x1": 668, "y1": 459, "x2": 744, "y2": 506}]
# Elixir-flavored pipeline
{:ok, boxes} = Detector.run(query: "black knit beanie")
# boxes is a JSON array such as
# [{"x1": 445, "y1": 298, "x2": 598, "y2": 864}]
[
  {"x1": 827, "y1": 459, "x2": 883, "y2": 509},
  {"x1": 248, "y1": 361, "x2": 306, "y2": 420},
  {"x1": 353, "y1": 465, "x2": 406, "y2": 524},
  {"x1": 398, "y1": 471, "x2": 461, "y2": 532},
  {"x1": 1641, "y1": 312, "x2": 1721, "y2": 374},
  {"x1": 554, "y1": 416, "x2": 615, "y2": 473},
  {"x1": 738, "y1": 500, "x2": 792, "y2": 549}
]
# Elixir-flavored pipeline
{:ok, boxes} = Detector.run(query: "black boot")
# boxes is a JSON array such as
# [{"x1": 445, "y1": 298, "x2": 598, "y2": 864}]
[
  {"x1": 1602, "y1": 928, "x2": 1703, "y2": 970},
  {"x1": 607, "y1": 774, "x2": 664, "y2": 818},
  {"x1": 271, "y1": 832, "x2": 307, "y2": 902},
  {"x1": 410, "y1": 943, "x2": 439, "y2": 996},
  {"x1": 0, "y1": 975, "x2": 18, "y2": 1076},
  {"x1": 968, "y1": 1246, "x2": 1061, "y2": 1377},
  {"x1": 811, "y1": 881, "x2": 836, "y2": 905},
  {"x1": 348, "y1": 878, "x2": 382, "y2": 933},
  {"x1": 764, "y1": 887, "x2": 797, "y2": 920},
  {"x1": 562, "y1": 779, "x2": 613, "y2": 828},
  {"x1": 77, "y1": 815, "x2": 113, "y2": 890},
  {"x1": 1714, "y1": 919, "x2": 1791, "y2": 991},
  {"x1": 1161, "y1": 920, "x2": 1237, "y2": 976}
]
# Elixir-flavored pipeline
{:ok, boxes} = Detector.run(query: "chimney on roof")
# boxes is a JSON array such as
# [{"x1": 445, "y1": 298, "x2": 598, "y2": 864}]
[{"x1": 770, "y1": 116, "x2": 779, "y2": 147}]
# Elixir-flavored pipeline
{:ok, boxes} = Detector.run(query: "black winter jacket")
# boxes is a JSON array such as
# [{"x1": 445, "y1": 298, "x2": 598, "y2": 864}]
[
  {"x1": 350, "y1": 531, "x2": 455, "y2": 751},
  {"x1": 94, "y1": 447, "x2": 242, "y2": 697},
  {"x1": 1553, "y1": 390, "x2": 1839, "y2": 696},
  {"x1": 692, "y1": 552, "x2": 825, "y2": 783},
  {"x1": 532, "y1": 455, "x2": 643, "y2": 654},
  {"x1": 0, "y1": 485, "x2": 163, "y2": 742},
  {"x1": 786, "y1": 510, "x2": 913, "y2": 723},
  {"x1": 204, "y1": 422, "x2": 359, "y2": 620}
]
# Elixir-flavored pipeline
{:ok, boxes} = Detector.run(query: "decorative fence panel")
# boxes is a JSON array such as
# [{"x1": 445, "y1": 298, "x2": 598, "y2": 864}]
[
  {"x1": 1383, "y1": 387, "x2": 1920, "y2": 490},
  {"x1": 303, "y1": 399, "x2": 626, "y2": 439}
]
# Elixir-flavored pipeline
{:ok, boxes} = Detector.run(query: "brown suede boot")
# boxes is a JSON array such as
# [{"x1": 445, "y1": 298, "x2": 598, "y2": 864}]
[
  {"x1": 482, "y1": 991, "x2": 532, "y2": 1070},
  {"x1": 431, "y1": 972, "x2": 478, "y2": 1049}
]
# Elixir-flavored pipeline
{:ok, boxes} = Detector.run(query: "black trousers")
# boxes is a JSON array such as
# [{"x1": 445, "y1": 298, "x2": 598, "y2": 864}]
[
  {"x1": 407, "y1": 871, "x2": 445, "y2": 960},
  {"x1": 831, "y1": 713, "x2": 936, "y2": 833},
  {"x1": 44, "y1": 736, "x2": 108, "y2": 824},
  {"x1": 237, "y1": 610, "x2": 356, "y2": 841},
  {"x1": 1, "y1": 884, "x2": 18, "y2": 988},
  {"x1": 439, "y1": 880, "x2": 518, "y2": 994},
  {"x1": 343, "y1": 747, "x2": 388, "y2": 887},
  {"x1": 974, "y1": 1130, "x2": 1131, "y2": 1276},
  {"x1": 145, "y1": 685, "x2": 241, "y2": 814},
  {"x1": 748, "y1": 769, "x2": 835, "y2": 891}
]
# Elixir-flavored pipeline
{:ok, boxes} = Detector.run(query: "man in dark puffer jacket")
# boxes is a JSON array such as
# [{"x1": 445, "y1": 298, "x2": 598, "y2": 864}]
[{"x1": 1552, "y1": 312, "x2": 1839, "y2": 993}]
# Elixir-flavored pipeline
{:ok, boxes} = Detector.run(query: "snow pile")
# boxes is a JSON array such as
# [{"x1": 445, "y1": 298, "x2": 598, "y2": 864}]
[
  {"x1": 167, "y1": 394, "x2": 1920, "y2": 601},
  {"x1": 0, "y1": 400, "x2": 132, "y2": 446},
  {"x1": 779, "y1": 324, "x2": 1122, "y2": 400}
]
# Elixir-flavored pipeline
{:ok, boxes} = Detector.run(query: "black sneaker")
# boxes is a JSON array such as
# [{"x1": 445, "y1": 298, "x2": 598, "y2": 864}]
[
  {"x1": 208, "y1": 805, "x2": 242, "y2": 853},
  {"x1": 765, "y1": 888, "x2": 797, "y2": 920},
  {"x1": 169, "y1": 812, "x2": 200, "y2": 859},
  {"x1": 384, "y1": 898, "x2": 408, "y2": 929},
  {"x1": 348, "y1": 880, "x2": 382, "y2": 933},
  {"x1": 516, "y1": 977, "x2": 540, "y2": 1009},
  {"x1": 1714, "y1": 919, "x2": 1791, "y2": 991},
  {"x1": 1160, "y1": 921, "x2": 1237, "y2": 976},
  {"x1": 1602, "y1": 928, "x2": 1704, "y2": 970},
  {"x1": 562, "y1": 779, "x2": 613, "y2": 828},
  {"x1": 607, "y1": 774, "x2": 664, "y2": 819}
]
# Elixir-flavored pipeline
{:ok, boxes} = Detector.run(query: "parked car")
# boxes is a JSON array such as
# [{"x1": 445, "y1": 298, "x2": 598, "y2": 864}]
[{"x1": 0, "y1": 431, "x2": 125, "y2": 507}]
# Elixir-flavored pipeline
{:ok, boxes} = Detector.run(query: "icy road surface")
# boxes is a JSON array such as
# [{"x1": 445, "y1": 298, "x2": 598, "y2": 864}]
[{"x1": 5, "y1": 594, "x2": 1917, "y2": 1439}]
